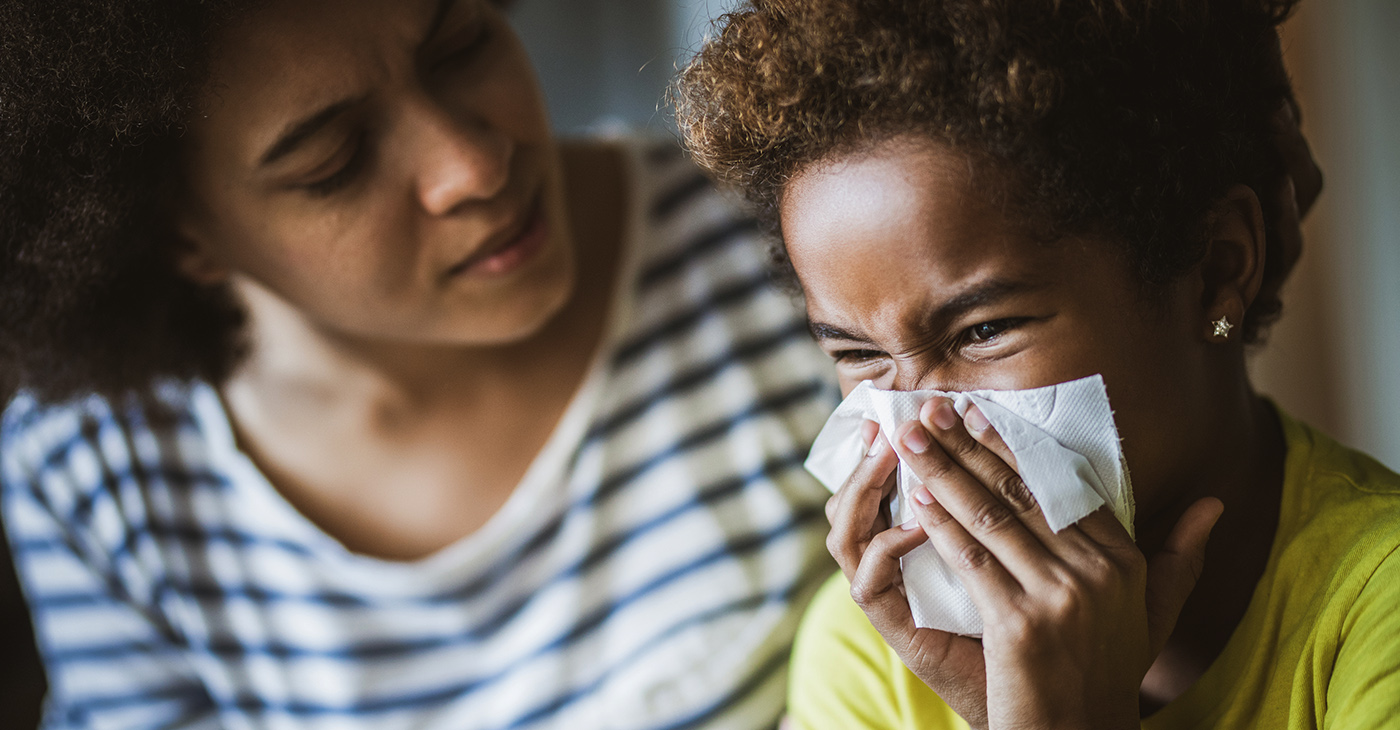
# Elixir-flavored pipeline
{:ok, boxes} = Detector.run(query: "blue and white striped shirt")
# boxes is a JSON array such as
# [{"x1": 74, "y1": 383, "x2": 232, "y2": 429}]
[{"x1": 1, "y1": 141, "x2": 839, "y2": 730}]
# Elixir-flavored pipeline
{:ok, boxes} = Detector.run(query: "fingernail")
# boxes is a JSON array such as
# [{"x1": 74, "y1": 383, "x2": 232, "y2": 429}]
[
  {"x1": 932, "y1": 401, "x2": 959, "y2": 431},
  {"x1": 867, "y1": 435, "x2": 886, "y2": 456},
  {"x1": 913, "y1": 486, "x2": 935, "y2": 506},
  {"x1": 900, "y1": 423, "x2": 931, "y2": 454},
  {"x1": 900, "y1": 518, "x2": 922, "y2": 531},
  {"x1": 966, "y1": 406, "x2": 990, "y2": 433}
]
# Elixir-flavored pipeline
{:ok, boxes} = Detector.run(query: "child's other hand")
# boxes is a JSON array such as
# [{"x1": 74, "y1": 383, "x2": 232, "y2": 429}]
[
  {"x1": 824, "y1": 419, "x2": 993, "y2": 728},
  {"x1": 881, "y1": 398, "x2": 1223, "y2": 730}
]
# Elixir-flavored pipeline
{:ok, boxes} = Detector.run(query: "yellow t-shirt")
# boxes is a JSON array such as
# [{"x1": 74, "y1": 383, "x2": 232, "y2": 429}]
[{"x1": 788, "y1": 412, "x2": 1400, "y2": 729}]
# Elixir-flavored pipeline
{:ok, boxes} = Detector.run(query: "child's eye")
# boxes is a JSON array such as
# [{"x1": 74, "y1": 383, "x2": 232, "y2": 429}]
[
  {"x1": 834, "y1": 349, "x2": 886, "y2": 364},
  {"x1": 965, "y1": 318, "x2": 1025, "y2": 344}
]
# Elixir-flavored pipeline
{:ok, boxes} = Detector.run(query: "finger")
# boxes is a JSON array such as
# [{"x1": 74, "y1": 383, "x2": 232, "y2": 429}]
[
  {"x1": 962, "y1": 403, "x2": 1018, "y2": 471},
  {"x1": 1068, "y1": 502, "x2": 1138, "y2": 552},
  {"x1": 908, "y1": 486, "x2": 1023, "y2": 610},
  {"x1": 849, "y1": 521, "x2": 934, "y2": 637},
  {"x1": 848, "y1": 524, "x2": 991, "y2": 725},
  {"x1": 826, "y1": 434, "x2": 900, "y2": 580},
  {"x1": 922, "y1": 399, "x2": 1066, "y2": 553},
  {"x1": 896, "y1": 409, "x2": 1062, "y2": 577},
  {"x1": 859, "y1": 419, "x2": 880, "y2": 452},
  {"x1": 1145, "y1": 497, "x2": 1225, "y2": 655}
]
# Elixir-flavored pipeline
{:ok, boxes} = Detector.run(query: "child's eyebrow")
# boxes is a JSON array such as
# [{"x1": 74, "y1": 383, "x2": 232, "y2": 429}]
[
  {"x1": 924, "y1": 278, "x2": 1040, "y2": 330},
  {"x1": 808, "y1": 322, "x2": 867, "y2": 342},
  {"x1": 807, "y1": 278, "x2": 1042, "y2": 343}
]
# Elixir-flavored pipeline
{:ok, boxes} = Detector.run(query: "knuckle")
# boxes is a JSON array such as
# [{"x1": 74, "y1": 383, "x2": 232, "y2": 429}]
[
  {"x1": 997, "y1": 610, "x2": 1037, "y2": 643},
  {"x1": 1043, "y1": 584, "x2": 1085, "y2": 621},
  {"x1": 1119, "y1": 548, "x2": 1149, "y2": 577},
  {"x1": 992, "y1": 473, "x2": 1037, "y2": 514},
  {"x1": 849, "y1": 578, "x2": 879, "y2": 608},
  {"x1": 969, "y1": 499, "x2": 1017, "y2": 536},
  {"x1": 826, "y1": 532, "x2": 853, "y2": 566},
  {"x1": 952, "y1": 542, "x2": 996, "y2": 573},
  {"x1": 947, "y1": 429, "x2": 982, "y2": 460},
  {"x1": 824, "y1": 495, "x2": 837, "y2": 524}
]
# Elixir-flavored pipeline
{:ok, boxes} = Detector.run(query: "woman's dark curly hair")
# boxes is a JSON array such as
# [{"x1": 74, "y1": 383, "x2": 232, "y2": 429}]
[
  {"x1": 1, "y1": 0, "x2": 517, "y2": 403},
  {"x1": 674, "y1": 0, "x2": 1301, "y2": 342},
  {"x1": 0, "y1": 0, "x2": 252, "y2": 402}
]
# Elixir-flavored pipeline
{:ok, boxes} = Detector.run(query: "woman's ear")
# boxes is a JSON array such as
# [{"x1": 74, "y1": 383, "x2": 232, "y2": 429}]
[
  {"x1": 1197, "y1": 184, "x2": 1267, "y2": 343},
  {"x1": 166, "y1": 181, "x2": 232, "y2": 286},
  {"x1": 171, "y1": 218, "x2": 231, "y2": 287}
]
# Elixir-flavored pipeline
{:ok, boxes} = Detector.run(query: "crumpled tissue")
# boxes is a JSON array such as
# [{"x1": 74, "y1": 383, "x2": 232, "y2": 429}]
[{"x1": 804, "y1": 374, "x2": 1134, "y2": 636}]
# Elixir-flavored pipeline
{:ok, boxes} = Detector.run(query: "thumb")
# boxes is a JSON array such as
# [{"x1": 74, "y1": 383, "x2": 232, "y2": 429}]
[{"x1": 1144, "y1": 497, "x2": 1225, "y2": 655}]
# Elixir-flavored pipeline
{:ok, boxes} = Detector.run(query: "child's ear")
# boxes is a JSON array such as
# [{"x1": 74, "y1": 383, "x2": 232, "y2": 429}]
[{"x1": 1197, "y1": 185, "x2": 1267, "y2": 343}]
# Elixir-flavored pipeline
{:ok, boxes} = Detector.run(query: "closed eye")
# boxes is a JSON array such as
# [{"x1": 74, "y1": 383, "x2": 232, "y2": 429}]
[
  {"x1": 300, "y1": 134, "x2": 370, "y2": 197},
  {"x1": 833, "y1": 348, "x2": 887, "y2": 364},
  {"x1": 433, "y1": 23, "x2": 492, "y2": 72}
]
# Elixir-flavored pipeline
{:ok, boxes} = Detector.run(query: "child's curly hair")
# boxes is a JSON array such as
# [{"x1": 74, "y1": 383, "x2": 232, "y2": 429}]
[{"x1": 674, "y1": 0, "x2": 1300, "y2": 342}]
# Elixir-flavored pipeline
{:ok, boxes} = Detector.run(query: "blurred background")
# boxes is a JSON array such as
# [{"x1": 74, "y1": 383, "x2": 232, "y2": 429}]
[{"x1": 510, "y1": 0, "x2": 1400, "y2": 470}]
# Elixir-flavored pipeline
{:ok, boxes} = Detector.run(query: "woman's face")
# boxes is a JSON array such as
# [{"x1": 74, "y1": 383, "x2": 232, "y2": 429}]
[
  {"x1": 177, "y1": 0, "x2": 573, "y2": 346},
  {"x1": 781, "y1": 136, "x2": 1220, "y2": 515}
]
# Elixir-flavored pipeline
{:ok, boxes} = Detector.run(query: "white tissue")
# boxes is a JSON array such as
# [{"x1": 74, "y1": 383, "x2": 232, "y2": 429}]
[{"x1": 804, "y1": 375, "x2": 1134, "y2": 636}]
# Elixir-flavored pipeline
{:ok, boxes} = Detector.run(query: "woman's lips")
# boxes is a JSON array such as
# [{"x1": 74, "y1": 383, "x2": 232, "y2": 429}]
[{"x1": 446, "y1": 198, "x2": 549, "y2": 279}]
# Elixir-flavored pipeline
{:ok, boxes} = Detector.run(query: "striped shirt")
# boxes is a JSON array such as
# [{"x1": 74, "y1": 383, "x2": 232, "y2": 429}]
[{"x1": 1, "y1": 140, "x2": 839, "y2": 730}]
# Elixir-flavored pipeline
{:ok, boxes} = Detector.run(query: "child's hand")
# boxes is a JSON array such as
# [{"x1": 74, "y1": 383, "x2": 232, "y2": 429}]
[
  {"x1": 827, "y1": 400, "x2": 1223, "y2": 730},
  {"x1": 825, "y1": 418, "x2": 993, "y2": 728}
]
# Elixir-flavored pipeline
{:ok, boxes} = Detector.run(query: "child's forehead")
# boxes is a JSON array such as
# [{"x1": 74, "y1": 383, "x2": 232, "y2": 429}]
[{"x1": 780, "y1": 137, "x2": 1036, "y2": 281}]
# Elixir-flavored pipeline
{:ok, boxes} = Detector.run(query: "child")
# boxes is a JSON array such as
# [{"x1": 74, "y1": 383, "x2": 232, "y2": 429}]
[{"x1": 675, "y1": 0, "x2": 1399, "y2": 727}]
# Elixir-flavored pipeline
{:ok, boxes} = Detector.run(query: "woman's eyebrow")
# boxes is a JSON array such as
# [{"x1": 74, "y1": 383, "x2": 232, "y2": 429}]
[{"x1": 259, "y1": 96, "x2": 367, "y2": 167}]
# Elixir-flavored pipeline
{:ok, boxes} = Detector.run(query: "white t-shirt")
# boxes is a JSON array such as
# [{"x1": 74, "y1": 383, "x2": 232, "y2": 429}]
[{"x1": 1, "y1": 140, "x2": 839, "y2": 730}]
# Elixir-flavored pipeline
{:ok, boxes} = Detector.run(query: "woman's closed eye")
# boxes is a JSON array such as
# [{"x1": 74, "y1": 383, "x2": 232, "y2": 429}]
[
  {"x1": 432, "y1": 22, "x2": 493, "y2": 74},
  {"x1": 299, "y1": 133, "x2": 370, "y2": 197}
]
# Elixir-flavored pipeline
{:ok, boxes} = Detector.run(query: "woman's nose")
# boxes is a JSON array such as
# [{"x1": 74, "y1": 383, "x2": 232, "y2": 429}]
[{"x1": 411, "y1": 101, "x2": 513, "y2": 216}]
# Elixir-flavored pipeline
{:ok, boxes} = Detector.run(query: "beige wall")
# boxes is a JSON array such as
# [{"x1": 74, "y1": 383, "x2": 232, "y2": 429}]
[{"x1": 1252, "y1": 0, "x2": 1400, "y2": 470}]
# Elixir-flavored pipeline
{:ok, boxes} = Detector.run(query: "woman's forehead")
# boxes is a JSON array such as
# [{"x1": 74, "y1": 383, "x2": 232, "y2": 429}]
[{"x1": 194, "y1": 0, "x2": 482, "y2": 167}]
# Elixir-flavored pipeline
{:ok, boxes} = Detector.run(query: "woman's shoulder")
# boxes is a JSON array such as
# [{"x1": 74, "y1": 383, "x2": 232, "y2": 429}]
[
  {"x1": 584, "y1": 134, "x2": 837, "y2": 415},
  {"x1": 1, "y1": 382, "x2": 218, "y2": 503}
]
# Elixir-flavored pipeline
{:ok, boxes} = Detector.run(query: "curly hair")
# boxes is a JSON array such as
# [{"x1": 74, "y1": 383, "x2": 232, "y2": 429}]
[
  {"x1": 1, "y1": 0, "x2": 521, "y2": 403},
  {"x1": 674, "y1": 0, "x2": 1300, "y2": 341},
  {"x1": 0, "y1": 0, "x2": 253, "y2": 402}
]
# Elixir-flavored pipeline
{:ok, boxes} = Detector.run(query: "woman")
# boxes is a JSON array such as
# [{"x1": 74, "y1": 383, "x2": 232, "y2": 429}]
[
  {"x1": 675, "y1": 0, "x2": 1397, "y2": 727},
  {"x1": 0, "y1": 1, "x2": 837, "y2": 728}
]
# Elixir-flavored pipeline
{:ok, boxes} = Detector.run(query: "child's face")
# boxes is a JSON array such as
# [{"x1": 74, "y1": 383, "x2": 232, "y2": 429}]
[{"x1": 781, "y1": 135, "x2": 1216, "y2": 517}]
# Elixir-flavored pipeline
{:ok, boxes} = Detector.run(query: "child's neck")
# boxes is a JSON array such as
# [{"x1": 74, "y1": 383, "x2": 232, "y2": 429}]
[{"x1": 1138, "y1": 388, "x2": 1288, "y2": 714}]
